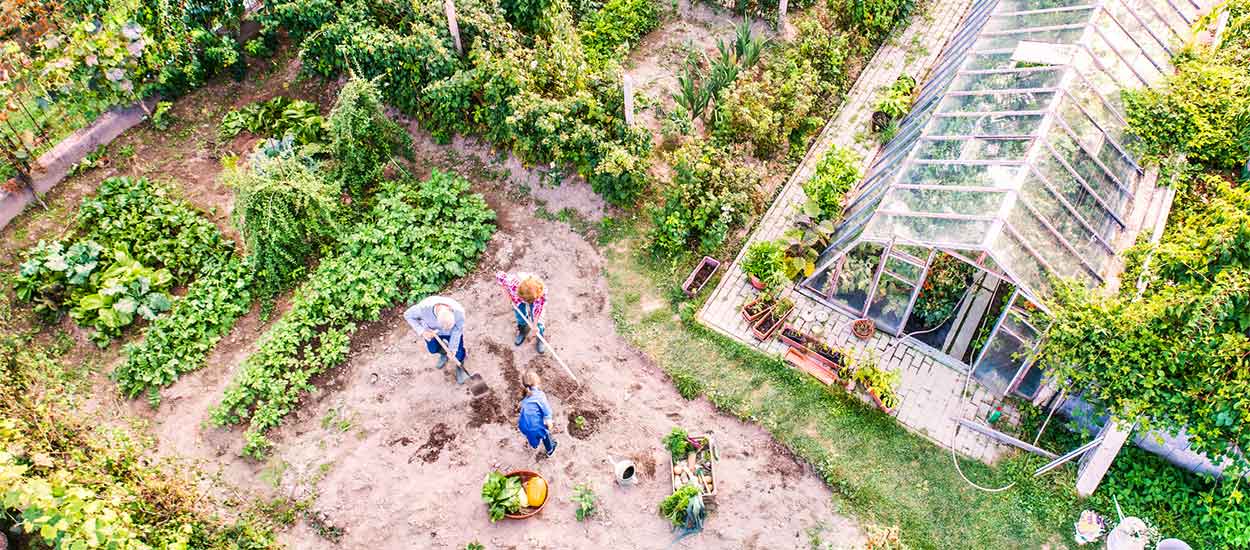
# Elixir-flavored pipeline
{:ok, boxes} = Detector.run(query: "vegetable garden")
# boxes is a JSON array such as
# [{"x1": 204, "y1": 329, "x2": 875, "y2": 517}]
[{"x1": 3, "y1": 0, "x2": 1241, "y2": 547}]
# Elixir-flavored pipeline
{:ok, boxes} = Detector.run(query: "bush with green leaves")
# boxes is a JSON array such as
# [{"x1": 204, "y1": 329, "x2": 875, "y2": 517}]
[
  {"x1": 802, "y1": 144, "x2": 861, "y2": 218},
  {"x1": 649, "y1": 141, "x2": 762, "y2": 256},
  {"x1": 14, "y1": 240, "x2": 105, "y2": 323},
  {"x1": 843, "y1": 0, "x2": 915, "y2": 52},
  {"x1": 219, "y1": 96, "x2": 328, "y2": 151},
  {"x1": 211, "y1": 170, "x2": 495, "y2": 457},
  {"x1": 0, "y1": 335, "x2": 279, "y2": 550},
  {"x1": 328, "y1": 78, "x2": 414, "y2": 197},
  {"x1": 579, "y1": 0, "x2": 660, "y2": 65},
  {"x1": 224, "y1": 151, "x2": 340, "y2": 303},
  {"x1": 264, "y1": 0, "x2": 651, "y2": 206}
]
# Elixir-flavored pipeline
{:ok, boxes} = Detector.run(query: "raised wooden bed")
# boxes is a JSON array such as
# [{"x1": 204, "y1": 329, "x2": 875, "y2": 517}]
[
  {"x1": 669, "y1": 434, "x2": 717, "y2": 498},
  {"x1": 682, "y1": 256, "x2": 721, "y2": 297}
]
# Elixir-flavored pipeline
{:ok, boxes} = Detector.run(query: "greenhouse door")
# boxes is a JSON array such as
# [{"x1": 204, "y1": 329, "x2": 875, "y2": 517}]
[{"x1": 969, "y1": 289, "x2": 1047, "y2": 396}]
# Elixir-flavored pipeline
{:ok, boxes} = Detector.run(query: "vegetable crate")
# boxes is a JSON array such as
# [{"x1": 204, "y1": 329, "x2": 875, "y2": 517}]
[{"x1": 669, "y1": 434, "x2": 718, "y2": 499}]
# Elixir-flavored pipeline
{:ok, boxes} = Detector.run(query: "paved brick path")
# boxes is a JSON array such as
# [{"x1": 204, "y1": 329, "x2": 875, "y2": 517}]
[{"x1": 697, "y1": 0, "x2": 1015, "y2": 463}]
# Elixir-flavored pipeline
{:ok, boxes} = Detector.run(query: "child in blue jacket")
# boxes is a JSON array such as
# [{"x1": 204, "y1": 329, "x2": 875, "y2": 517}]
[{"x1": 518, "y1": 370, "x2": 558, "y2": 457}]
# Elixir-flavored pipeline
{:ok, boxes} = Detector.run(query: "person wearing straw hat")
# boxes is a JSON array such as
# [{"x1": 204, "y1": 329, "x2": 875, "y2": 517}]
[
  {"x1": 496, "y1": 271, "x2": 547, "y2": 354},
  {"x1": 403, "y1": 295, "x2": 469, "y2": 384}
]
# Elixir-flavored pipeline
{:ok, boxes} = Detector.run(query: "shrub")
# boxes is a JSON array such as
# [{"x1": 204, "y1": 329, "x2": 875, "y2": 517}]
[
  {"x1": 649, "y1": 140, "x2": 762, "y2": 256},
  {"x1": 219, "y1": 96, "x2": 328, "y2": 151},
  {"x1": 1123, "y1": 58, "x2": 1250, "y2": 170},
  {"x1": 579, "y1": 0, "x2": 660, "y2": 65},
  {"x1": 803, "y1": 144, "x2": 861, "y2": 218},
  {"x1": 741, "y1": 240, "x2": 787, "y2": 287},
  {"x1": 843, "y1": 0, "x2": 915, "y2": 51},
  {"x1": 500, "y1": 0, "x2": 554, "y2": 33},
  {"x1": 328, "y1": 78, "x2": 414, "y2": 197},
  {"x1": 211, "y1": 170, "x2": 495, "y2": 457},
  {"x1": 224, "y1": 152, "x2": 340, "y2": 303}
]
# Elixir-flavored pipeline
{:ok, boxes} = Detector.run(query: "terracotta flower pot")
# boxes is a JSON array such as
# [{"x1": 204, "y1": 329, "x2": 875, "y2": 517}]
[
  {"x1": 748, "y1": 274, "x2": 768, "y2": 290},
  {"x1": 851, "y1": 318, "x2": 875, "y2": 340},
  {"x1": 867, "y1": 389, "x2": 896, "y2": 415},
  {"x1": 741, "y1": 295, "x2": 775, "y2": 324}
]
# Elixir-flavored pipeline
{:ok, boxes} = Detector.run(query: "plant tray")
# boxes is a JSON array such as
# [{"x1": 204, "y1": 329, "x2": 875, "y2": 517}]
[
  {"x1": 682, "y1": 256, "x2": 721, "y2": 297},
  {"x1": 741, "y1": 295, "x2": 774, "y2": 324},
  {"x1": 751, "y1": 301, "x2": 794, "y2": 340},
  {"x1": 503, "y1": 470, "x2": 548, "y2": 520},
  {"x1": 669, "y1": 434, "x2": 717, "y2": 499},
  {"x1": 784, "y1": 348, "x2": 839, "y2": 387},
  {"x1": 778, "y1": 324, "x2": 808, "y2": 350}
]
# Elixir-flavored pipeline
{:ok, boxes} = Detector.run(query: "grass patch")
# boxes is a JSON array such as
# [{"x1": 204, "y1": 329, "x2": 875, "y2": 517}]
[{"x1": 603, "y1": 229, "x2": 1087, "y2": 549}]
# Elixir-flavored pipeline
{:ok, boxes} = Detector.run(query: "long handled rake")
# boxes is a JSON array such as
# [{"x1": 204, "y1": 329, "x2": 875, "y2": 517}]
[{"x1": 512, "y1": 303, "x2": 580, "y2": 386}]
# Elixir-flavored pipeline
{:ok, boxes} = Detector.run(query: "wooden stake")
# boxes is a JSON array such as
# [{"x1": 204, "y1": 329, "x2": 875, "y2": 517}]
[
  {"x1": 623, "y1": 74, "x2": 635, "y2": 126},
  {"x1": 779, "y1": 0, "x2": 789, "y2": 24},
  {"x1": 445, "y1": 0, "x2": 463, "y2": 56}
]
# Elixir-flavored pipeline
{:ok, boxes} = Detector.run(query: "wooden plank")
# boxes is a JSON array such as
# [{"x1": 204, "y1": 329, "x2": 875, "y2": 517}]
[{"x1": 952, "y1": 417, "x2": 1058, "y2": 459}]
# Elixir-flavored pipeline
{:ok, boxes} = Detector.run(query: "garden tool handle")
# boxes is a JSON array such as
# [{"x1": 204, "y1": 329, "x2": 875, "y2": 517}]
[
  {"x1": 428, "y1": 331, "x2": 462, "y2": 368},
  {"x1": 512, "y1": 302, "x2": 580, "y2": 385}
]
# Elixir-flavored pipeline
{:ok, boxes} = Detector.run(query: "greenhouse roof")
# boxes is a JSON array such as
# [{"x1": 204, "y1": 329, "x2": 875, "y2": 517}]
[{"x1": 816, "y1": 0, "x2": 1201, "y2": 299}]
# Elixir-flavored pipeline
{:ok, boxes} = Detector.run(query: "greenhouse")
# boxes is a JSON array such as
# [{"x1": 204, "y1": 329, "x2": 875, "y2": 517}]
[{"x1": 800, "y1": 0, "x2": 1200, "y2": 398}]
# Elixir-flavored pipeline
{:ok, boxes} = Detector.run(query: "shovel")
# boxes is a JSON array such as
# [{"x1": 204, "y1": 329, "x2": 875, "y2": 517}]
[
  {"x1": 512, "y1": 303, "x2": 580, "y2": 385},
  {"x1": 430, "y1": 333, "x2": 489, "y2": 397}
]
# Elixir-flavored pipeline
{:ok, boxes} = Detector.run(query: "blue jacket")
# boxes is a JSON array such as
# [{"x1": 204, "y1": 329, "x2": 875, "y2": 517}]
[{"x1": 518, "y1": 389, "x2": 552, "y2": 446}]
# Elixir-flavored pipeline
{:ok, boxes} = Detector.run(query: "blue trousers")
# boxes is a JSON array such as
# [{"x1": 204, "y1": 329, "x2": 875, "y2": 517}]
[
  {"x1": 514, "y1": 302, "x2": 545, "y2": 334},
  {"x1": 525, "y1": 429, "x2": 556, "y2": 454},
  {"x1": 426, "y1": 335, "x2": 466, "y2": 362}
]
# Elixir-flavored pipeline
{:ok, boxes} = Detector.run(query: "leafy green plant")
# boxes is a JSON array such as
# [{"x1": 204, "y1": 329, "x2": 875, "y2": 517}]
[
  {"x1": 572, "y1": 484, "x2": 597, "y2": 521},
  {"x1": 219, "y1": 96, "x2": 328, "y2": 150},
  {"x1": 151, "y1": 100, "x2": 176, "y2": 131},
  {"x1": 210, "y1": 170, "x2": 495, "y2": 456},
  {"x1": 481, "y1": 471, "x2": 526, "y2": 522},
  {"x1": 658, "y1": 485, "x2": 702, "y2": 527},
  {"x1": 732, "y1": 17, "x2": 767, "y2": 69},
  {"x1": 742, "y1": 240, "x2": 788, "y2": 287},
  {"x1": 845, "y1": 0, "x2": 916, "y2": 51},
  {"x1": 465, "y1": 543, "x2": 485, "y2": 550},
  {"x1": 224, "y1": 151, "x2": 339, "y2": 303},
  {"x1": 911, "y1": 254, "x2": 975, "y2": 328},
  {"x1": 115, "y1": 258, "x2": 254, "y2": 403},
  {"x1": 70, "y1": 248, "x2": 173, "y2": 346},
  {"x1": 14, "y1": 240, "x2": 105, "y2": 322},
  {"x1": 873, "y1": 74, "x2": 916, "y2": 136},
  {"x1": 663, "y1": 427, "x2": 691, "y2": 459}
]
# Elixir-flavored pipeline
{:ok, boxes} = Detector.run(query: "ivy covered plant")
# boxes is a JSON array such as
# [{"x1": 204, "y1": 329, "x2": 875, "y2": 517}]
[
  {"x1": 327, "y1": 77, "x2": 413, "y2": 197},
  {"x1": 649, "y1": 140, "x2": 762, "y2": 256},
  {"x1": 224, "y1": 147, "x2": 340, "y2": 304},
  {"x1": 211, "y1": 170, "x2": 496, "y2": 458}
]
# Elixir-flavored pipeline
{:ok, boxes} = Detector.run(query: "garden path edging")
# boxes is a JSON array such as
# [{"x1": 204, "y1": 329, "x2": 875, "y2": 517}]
[{"x1": 0, "y1": 98, "x2": 156, "y2": 230}]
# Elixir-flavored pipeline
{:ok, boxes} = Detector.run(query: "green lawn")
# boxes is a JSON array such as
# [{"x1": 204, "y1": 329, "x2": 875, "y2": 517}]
[{"x1": 601, "y1": 226, "x2": 1090, "y2": 549}]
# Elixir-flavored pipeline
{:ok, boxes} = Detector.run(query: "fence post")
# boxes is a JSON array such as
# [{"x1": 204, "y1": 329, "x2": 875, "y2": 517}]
[
  {"x1": 445, "y1": 0, "x2": 463, "y2": 56},
  {"x1": 623, "y1": 74, "x2": 635, "y2": 126}
]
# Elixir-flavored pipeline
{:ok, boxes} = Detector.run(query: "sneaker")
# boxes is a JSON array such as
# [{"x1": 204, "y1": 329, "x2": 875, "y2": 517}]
[
  {"x1": 455, "y1": 365, "x2": 468, "y2": 385},
  {"x1": 514, "y1": 325, "x2": 528, "y2": 346},
  {"x1": 536, "y1": 338, "x2": 546, "y2": 355},
  {"x1": 434, "y1": 353, "x2": 448, "y2": 370},
  {"x1": 545, "y1": 439, "x2": 558, "y2": 457}
]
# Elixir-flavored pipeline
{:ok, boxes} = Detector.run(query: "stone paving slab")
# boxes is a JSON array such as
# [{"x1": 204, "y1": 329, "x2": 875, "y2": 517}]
[{"x1": 697, "y1": 0, "x2": 1019, "y2": 464}]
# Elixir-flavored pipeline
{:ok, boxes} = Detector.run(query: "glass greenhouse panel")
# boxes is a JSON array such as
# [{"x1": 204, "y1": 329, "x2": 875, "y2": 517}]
[
  {"x1": 972, "y1": 296, "x2": 1044, "y2": 395},
  {"x1": 1092, "y1": 10, "x2": 1168, "y2": 81},
  {"x1": 931, "y1": 114, "x2": 1045, "y2": 135},
  {"x1": 938, "y1": 91, "x2": 1055, "y2": 113},
  {"x1": 965, "y1": 52, "x2": 1019, "y2": 70},
  {"x1": 950, "y1": 69, "x2": 1064, "y2": 92},
  {"x1": 1103, "y1": 0, "x2": 1174, "y2": 60},
  {"x1": 899, "y1": 163, "x2": 1023, "y2": 188},
  {"x1": 984, "y1": 8, "x2": 1095, "y2": 32},
  {"x1": 1006, "y1": 206, "x2": 1095, "y2": 279},
  {"x1": 883, "y1": 188, "x2": 1009, "y2": 216},
  {"x1": 996, "y1": 0, "x2": 1091, "y2": 11},
  {"x1": 1064, "y1": 77, "x2": 1131, "y2": 146},
  {"x1": 1016, "y1": 171, "x2": 1114, "y2": 264},
  {"x1": 915, "y1": 138, "x2": 1033, "y2": 160},
  {"x1": 826, "y1": 242, "x2": 887, "y2": 314},
  {"x1": 866, "y1": 214, "x2": 995, "y2": 247},
  {"x1": 868, "y1": 274, "x2": 918, "y2": 334},
  {"x1": 1046, "y1": 128, "x2": 1132, "y2": 212},
  {"x1": 1085, "y1": 30, "x2": 1150, "y2": 88},
  {"x1": 977, "y1": 27, "x2": 1086, "y2": 49},
  {"x1": 1033, "y1": 154, "x2": 1122, "y2": 238}
]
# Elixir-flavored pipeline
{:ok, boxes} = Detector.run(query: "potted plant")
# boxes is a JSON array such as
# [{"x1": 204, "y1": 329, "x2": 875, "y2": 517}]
[
  {"x1": 853, "y1": 362, "x2": 901, "y2": 414},
  {"x1": 682, "y1": 256, "x2": 721, "y2": 297},
  {"x1": 740, "y1": 292, "x2": 776, "y2": 323},
  {"x1": 751, "y1": 296, "x2": 794, "y2": 340},
  {"x1": 778, "y1": 324, "x2": 808, "y2": 350},
  {"x1": 741, "y1": 240, "x2": 786, "y2": 290},
  {"x1": 851, "y1": 318, "x2": 875, "y2": 340}
]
